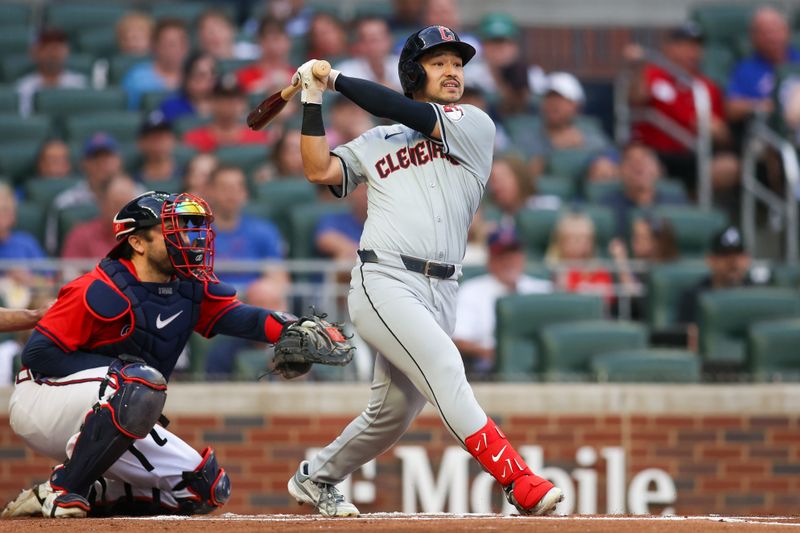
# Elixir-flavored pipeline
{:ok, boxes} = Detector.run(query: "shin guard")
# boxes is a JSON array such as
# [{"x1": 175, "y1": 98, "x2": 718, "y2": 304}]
[{"x1": 465, "y1": 417, "x2": 531, "y2": 486}]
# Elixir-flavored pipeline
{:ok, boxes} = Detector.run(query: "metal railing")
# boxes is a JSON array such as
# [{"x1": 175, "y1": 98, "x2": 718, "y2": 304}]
[
  {"x1": 614, "y1": 49, "x2": 714, "y2": 209},
  {"x1": 740, "y1": 118, "x2": 800, "y2": 265}
]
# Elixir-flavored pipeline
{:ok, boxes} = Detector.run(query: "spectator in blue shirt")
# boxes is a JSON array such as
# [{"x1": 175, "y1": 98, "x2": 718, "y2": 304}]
[
  {"x1": 159, "y1": 52, "x2": 217, "y2": 123},
  {"x1": 205, "y1": 165, "x2": 288, "y2": 291},
  {"x1": 122, "y1": 19, "x2": 189, "y2": 109},
  {"x1": 0, "y1": 183, "x2": 47, "y2": 302},
  {"x1": 314, "y1": 185, "x2": 367, "y2": 261},
  {"x1": 601, "y1": 143, "x2": 686, "y2": 238},
  {"x1": 727, "y1": 7, "x2": 800, "y2": 123}
]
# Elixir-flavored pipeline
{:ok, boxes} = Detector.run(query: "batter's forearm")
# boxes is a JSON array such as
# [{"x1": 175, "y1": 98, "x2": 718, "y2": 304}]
[
  {"x1": 0, "y1": 307, "x2": 40, "y2": 332},
  {"x1": 300, "y1": 104, "x2": 342, "y2": 185},
  {"x1": 334, "y1": 74, "x2": 437, "y2": 136}
]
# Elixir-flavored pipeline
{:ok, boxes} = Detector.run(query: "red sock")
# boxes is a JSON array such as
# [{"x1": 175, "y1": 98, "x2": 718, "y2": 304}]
[{"x1": 464, "y1": 417, "x2": 531, "y2": 486}]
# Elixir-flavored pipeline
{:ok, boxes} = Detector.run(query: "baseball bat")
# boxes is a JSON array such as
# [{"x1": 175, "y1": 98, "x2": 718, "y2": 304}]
[{"x1": 246, "y1": 60, "x2": 331, "y2": 131}]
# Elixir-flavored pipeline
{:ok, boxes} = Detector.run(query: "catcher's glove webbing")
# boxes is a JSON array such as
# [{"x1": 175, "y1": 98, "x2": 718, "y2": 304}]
[{"x1": 272, "y1": 313, "x2": 355, "y2": 379}]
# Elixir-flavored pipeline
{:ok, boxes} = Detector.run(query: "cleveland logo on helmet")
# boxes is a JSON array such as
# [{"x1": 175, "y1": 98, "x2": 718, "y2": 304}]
[{"x1": 398, "y1": 25, "x2": 476, "y2": 98}]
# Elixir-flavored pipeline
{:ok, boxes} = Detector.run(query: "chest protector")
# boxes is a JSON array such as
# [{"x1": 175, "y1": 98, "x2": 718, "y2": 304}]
[{"x1": 92, "y1": 259, "x2": 204, "y2": 379}]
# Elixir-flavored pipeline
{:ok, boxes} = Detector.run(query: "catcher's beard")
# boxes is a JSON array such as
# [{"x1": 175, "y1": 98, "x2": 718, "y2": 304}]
[{"x1": 149, "y1": 248, "x2": 177, "y2": 278}]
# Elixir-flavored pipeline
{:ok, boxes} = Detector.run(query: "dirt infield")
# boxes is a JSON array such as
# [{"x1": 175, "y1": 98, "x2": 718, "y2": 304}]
[{"x1": 2, "y1": 514, "x2": 800, "y2": 532}]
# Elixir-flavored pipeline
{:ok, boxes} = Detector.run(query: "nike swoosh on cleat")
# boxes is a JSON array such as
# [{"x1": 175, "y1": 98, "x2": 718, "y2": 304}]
[
  {"x1": 492, "y1": 445, "x2": 508, "y2": 462},
  {"x1": 156, "y1": 310, "x2": 183, "y2": 329},
  {"x1": 384, "y1": 131, "x2": 403, "y2": 140}
]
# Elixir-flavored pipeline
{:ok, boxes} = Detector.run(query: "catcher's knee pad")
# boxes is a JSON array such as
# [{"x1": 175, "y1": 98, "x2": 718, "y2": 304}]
[
  {"x1": 174, "y1": 447, "x2": 231, "y2": 515},
  {"x1": 52, "y1": 360, "x2": 167, "y2": 498}
]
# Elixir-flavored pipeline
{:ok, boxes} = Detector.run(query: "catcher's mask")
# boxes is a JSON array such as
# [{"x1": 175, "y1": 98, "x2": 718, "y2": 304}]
[{"x1": 108, "y1": 191, "x2": 218, "y2": 283}]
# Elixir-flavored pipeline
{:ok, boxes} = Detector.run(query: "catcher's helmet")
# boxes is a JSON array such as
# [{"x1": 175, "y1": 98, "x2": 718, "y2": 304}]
[
  {"x1": 108, "y1": 191, "x2": 217, "y2": 282},
  {"x1": 398, "y1": 25, "x2": 476, "y2": 98}
]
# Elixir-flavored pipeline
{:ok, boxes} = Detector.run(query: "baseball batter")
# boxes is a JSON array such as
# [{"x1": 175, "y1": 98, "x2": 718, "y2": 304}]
[
  {"x1": 2, "y1": 191, "x2": 301, "y2": 518},
  {"x1": 287, "y1": 25, "x2": 563, "y2": 516}
]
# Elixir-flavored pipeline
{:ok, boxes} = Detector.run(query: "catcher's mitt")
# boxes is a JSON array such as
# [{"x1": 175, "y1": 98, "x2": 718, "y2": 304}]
[{"x1": 272, "y1": 313, "x2": 355, "y2": 379}]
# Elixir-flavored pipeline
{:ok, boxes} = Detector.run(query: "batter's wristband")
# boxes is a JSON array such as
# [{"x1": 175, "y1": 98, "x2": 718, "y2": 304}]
[{"x1": 301, "y1": 103, "x2": 325, "y2": 136}]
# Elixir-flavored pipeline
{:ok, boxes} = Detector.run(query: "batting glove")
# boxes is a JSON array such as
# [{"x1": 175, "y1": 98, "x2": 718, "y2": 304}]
[{"x1": 295, "y1": 59, "x2": 327, "y2": 105}]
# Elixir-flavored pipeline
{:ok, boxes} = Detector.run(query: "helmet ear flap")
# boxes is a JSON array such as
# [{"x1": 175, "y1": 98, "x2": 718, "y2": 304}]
[{"x1": 400, "y1": 60, "x2": 426, "y2": 97}]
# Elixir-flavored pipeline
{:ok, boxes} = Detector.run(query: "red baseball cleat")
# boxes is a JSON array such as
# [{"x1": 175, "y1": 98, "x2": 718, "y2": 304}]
[{"x1": 504, "y1": 474, "x2": 563, "y2": 516}]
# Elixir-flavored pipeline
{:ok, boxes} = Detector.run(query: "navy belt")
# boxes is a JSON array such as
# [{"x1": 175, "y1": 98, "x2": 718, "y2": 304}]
[{"x1": 358, "y1": 249, "x2": 456, "y2": 280}]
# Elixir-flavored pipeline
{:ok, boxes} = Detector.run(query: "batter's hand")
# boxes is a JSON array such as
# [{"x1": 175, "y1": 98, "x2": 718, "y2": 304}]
[{"x1": 294, "y1": 59, "x2": 328, "y2": 105}]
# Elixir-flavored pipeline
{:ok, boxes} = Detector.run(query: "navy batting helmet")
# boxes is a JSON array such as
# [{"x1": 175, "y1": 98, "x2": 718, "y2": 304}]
[{"x1": 398, "y1": 25, "x2": 476, "y2": 98}]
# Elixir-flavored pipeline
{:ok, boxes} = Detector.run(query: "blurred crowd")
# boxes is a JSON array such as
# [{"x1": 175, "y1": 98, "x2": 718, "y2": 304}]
[{"x1": 0, "y1": 0, "x2": 797, "y2": 382}]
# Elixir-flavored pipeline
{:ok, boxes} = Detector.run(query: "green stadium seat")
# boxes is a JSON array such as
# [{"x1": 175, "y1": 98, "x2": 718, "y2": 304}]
[
  {"x1": 772, "y1": 263, "x2": 800, "y2": 288},
  {"x1": 140, "y1": 90, "x2": 172, "y2": 113},
  {"x1": 232, "y1": 348, "x2": 269, "y2": 381},
  {"x1": 515, "y1": 207, "x2": 559, "y2": 259},
  {"x1": 690, "y1": 4, "x2": 754, "y2": 50},
  {"x1": 253, "y1": 179, "x2": 317, "y2": 208},
  {"x1": 173, "y1": 144, "x2": 198, "y2": 169},
  {"x1": 174, "y1": 115, "x2": 211, "y2": 136},
  {"x1": 539, "y1": 320, "x2": 648, "y2": 381},
  {"x1": 218, "y1": 58, "x2": 252, "y2": 76},
  {"x1": 58, "y1": 203, "x2": 99, "y2": 250},
  {"x1": 34, "y1": 88, "x2": 127, "y2": 122},
  {"x1": 747, "y1": 318, "x2": 800, "y2": 381},
  {"x1": 591, "y1": 349, "x2": 701, "y2": 383},
  {"x1": 0, "y1": 85, "x2": 18, "y2": 112},
  {"x1": 495, "y1": 293, "x2": 605, "y2": 381},
  {"x1": 699, "y1": 287, "x2": 800, "y2": 368},
  {"x1": 24, "y1": 177, "x2": 82, "y2": 207},
  {"x1": 2, "y1": 53, "x2": 95, "y2": 83},
  {"x1": 585, "y1": 178, "x2": 687, "y2": 203},
  {"x1": 108, "y1": 55, "x2": 149, "y2": 85},
  {"x1": 536, "y1": 175, "x2": 576, "y2": 199},
  {"x1": 649, "y1": 205, "x2": 728, "y2": 257},
  {"x1": 0, "y1": 114, "x2": 52, "y2": 144},
  {"x1": 289, "y1": 202, "x2": 350, "y2": 259},
  {"x1": 460, "y1": 265, "x2": 487, "y2": 283},
  {"x1": 14, "y1": 201, "x2": 46, "y2": 245},
  {"x1": 646, "y1": 261, "x2": 709, "y2": 331},
  {"x1": 151, "y1": 3, "x2": 236, "y2": 25},
  {"x1": 0, "y1": 141, "x2": 39, "y2": 183},
  {"x1": 545, "y1": 147, "x2": 598, "y2": 182},
  {"x1": 64, "y1": 111, "x2": 143, "y2": 144},
  {"x1": 142, "y1": 178, "x2": 182, "y2": 194},
  {"x1": 579, "y1": 204, "x2": 615, "y2": 252},
  {"x1": 215, "y1": 145, "x2": 269, "y2": 177},
  {"x1": 76, "y1": 27, "x2": 118, "y2": 56},
  {"x1": 45, "y1": 3, "x2": 127, "y2": 35},
  {"x1": 701, "y1": 44, "x2": 736, "y2": 89},
  {"x1": 0, "y1": 26, "x2": 33, "y2": 55},
  {"x1": 0, "y1": 4, "x2": 31, "y2": 27}
]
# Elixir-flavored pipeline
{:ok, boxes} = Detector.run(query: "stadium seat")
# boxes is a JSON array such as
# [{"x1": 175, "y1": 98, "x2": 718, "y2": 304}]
[
  {"x1": 2, "y1": 53, "x2": 95, "y2": 83},
  {"x1": 288, "y1": 202, "x2": 350, "y2": 259},
  {"x1": 0, "y1": 3, "x2": 31, "y2": 27},
  {"x1": 108, "y1": 55, "x2": 149, "y2": 85},
  {"x1": 45, "y1": 3, "x2": 127, "y2": 35},
  {"x1": 515, "y1": 207, "x2": 560, "y2": 259},
  {"x1": 14, "y1": 201, "x2": 46, "y2": 245},
  {"x1": 34, "y1": 88, "x2": 127, "y2": 123},
  {"x1": 545, "y1": 148, "x2": 598, "y2": 183},
  {"x1": 538, "y1": 319, "x2": 648, "y2": 381},
  {"x1": 65, "y1": 111, "x2": 142, "y2": 145},
  {"x1": 215, "y1": 145, "x2": 269, "y2": 178},
  {"x1": 140, "y1": 90, "x2": 172, "y2": 113},
  {"x1": 646, "y1": 260, "x2": 709, "y2": 331},
  {"x1": 76, "y1": 26, "x2": 118, "y2": 57},
  {"x1": 58, "y1": 203, "x2": 99, "y2": 250},
  {"x1": 585, "y1": 179, "x2": 687, "y2": 203},
  {"x1": 649, "y1": 205, "x2": 728, "y2": 257},
  {"x1": 0, "y1": 114, "x2": 52, "y2": 145},
  {"x1": 141, "y1": 179, "x2": 182, "y2": 194},
  {"x1": 0, "y1": 85, "x2": 18, "y2": 112},
  {"x1": 0, "y1": 141, "x2": 39, "y2": 183},
  {"x1": 537, "y1": 175, "x2": 576, "y2": 200},
  {"x1": 232, "y1": 349, "x2": 269, "y2": 381},
  {"x1": 690, "y1": 4, "x2": 754, "y2": 50},
  {"x1": 579, "y1": 204, "x2": 615, "y2": 253},
  {"x1": 174, "y1": 115, "x2": 211, "y2": 136},
  {"x1": 0, "y1": 26, "x2": 33, "y2": 55},
  {"x1": 700, "y1": 44, "x2": 736, "y2": 89},
  {"x1": 747, "y1": 318, "x2": 800, "y2": 381},
  {"x1": 495, "y1": 293, "x2": 605, "y2": 381},
  {"x1": 24, "y1": 177, "x2": 82, "y2": 208},
  {"x1": 460, "y1": 265, "x2": 487, "y2": 283},
  {"x1": 772, "y1": 263, "x2": 800, "y2": 288},
  {"x1": 150, "y1": 3, "x2": 237, "y2": 25},
  {"x1": 218, "y1": 58, "x2": 252, "y2": 76},
  {"x1": 591, "y1": 349, "x2": 701, "y2": 383},
  {"x1": 699, "y1": 287, "x2": 800, "y2": 368}
]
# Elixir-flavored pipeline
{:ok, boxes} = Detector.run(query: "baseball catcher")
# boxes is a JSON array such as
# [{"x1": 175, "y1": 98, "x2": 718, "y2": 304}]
[{"x1": 2, "y1": 191, "x2": 352, "y2": 519}]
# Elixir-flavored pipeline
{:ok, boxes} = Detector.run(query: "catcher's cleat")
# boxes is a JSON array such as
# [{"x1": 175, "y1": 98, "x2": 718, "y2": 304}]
[
  {"x1": 41, "y1": 491, "x2": 89, "y2": 518},
  {"x1": 1, "y1": 483, "x2": 50, "y2": 518},
  {"x1": 504, "y1": 475, "x2": 563, "y2": 516},
  {"x1": 287, "y1": 461, "x2": 360, "y2": 517}
]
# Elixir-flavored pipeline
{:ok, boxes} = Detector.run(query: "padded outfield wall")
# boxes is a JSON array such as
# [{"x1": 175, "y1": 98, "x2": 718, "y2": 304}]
[{"x1": 1, "y1": 383, "x2": 799, "y2": 515}]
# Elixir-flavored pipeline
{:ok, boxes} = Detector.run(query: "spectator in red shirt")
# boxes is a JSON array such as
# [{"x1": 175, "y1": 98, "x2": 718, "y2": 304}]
[
  {"x1": 183, "y1": 75, "x2": 271, "y2": 153},
  {"x1": 61, "y1": 175, "x2": 141, "y2": 259},
  {"x1": 626, "y1": 22, "x2": 739, "y2": 195},
  {"x1": 236, "y1": 17, "x2": 294, "y2": 94}
]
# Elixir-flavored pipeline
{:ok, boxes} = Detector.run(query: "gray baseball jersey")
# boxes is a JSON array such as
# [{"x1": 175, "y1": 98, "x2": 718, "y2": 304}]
[
  {"x1": 331, "y1": 103, "x2": 495, "y2": 263},
  {"x1": 307, "y1": 103, "x2": 498, "y2": 485}
]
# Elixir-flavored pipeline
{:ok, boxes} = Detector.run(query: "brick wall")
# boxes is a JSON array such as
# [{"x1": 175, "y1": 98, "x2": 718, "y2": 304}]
[{"x1": 2, "y1": 411, "x2": 798, "y2": 515}]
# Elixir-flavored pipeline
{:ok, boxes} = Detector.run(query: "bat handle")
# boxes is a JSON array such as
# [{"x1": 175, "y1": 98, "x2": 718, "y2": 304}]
[{"x1": 280, "y1": 60, "x2": 332, "y2": 100}]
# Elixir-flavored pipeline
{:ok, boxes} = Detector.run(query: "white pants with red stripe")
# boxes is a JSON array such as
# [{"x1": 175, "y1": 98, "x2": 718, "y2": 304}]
[{"x1": 8, "y1": 366, "x2": 204, "y2": 510}]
